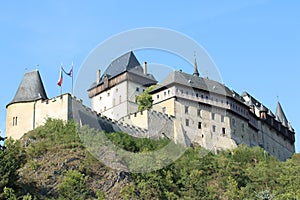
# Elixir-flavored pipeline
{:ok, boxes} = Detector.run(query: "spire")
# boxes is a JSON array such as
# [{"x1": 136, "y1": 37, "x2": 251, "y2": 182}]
[
  {"x1": 275, "y1": 101, "x2": 288, "y2": 127},
  {"x1": 7, "y1": 70, "x2": 48, "y2": 107},
  {"x1": 193, "y1": 53, "x2": 199, "y2": 77}
]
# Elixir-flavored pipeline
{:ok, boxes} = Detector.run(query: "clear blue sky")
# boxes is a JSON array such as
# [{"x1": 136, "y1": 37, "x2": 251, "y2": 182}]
[{"x1": 1, "y1": 1, "x2": 299, "y2": 152}]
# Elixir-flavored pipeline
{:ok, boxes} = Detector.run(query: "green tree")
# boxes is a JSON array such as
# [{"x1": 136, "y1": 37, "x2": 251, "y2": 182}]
[
  {"x1": 0, "y1": 139, "x2": 25, "y2": 196},
  {"x1": 136, "y1": 85, "x2": 157, "y2": 111},
  {"x1": 0, "y1": 135, "x2": 6, "y2": 150},
  {"x1": 58, "y1": 170, "x2": 90, "y2": 200}
]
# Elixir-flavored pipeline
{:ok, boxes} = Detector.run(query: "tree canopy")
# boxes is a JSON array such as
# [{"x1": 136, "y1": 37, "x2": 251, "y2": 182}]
[{"x1": 136, "y1": 85, "x2": 157, "y2": 111}]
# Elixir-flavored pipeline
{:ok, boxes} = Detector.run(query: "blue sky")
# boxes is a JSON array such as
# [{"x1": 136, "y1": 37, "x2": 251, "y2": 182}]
[{"x1": 0, "y1": 1, "x2": 299, "y2": 152}]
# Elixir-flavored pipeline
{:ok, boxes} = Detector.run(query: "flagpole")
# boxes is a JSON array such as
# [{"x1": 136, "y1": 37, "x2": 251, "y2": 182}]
[
  {"x1": 60, "y1": 64, "x2": 62, "y2": 97},
  {"x1": 71, "y1": 61, "x2": 74, "y2": 95}
]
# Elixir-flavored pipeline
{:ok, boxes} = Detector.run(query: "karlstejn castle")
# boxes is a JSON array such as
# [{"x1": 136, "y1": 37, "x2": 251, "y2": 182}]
[{"x1": 6, "y1": 51, "x2": 295, "y2": 161}]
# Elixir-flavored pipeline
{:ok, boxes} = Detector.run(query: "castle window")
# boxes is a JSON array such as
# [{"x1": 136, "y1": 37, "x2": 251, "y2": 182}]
[
  {"x1": 157, "y1": 94, "x2": 159, "y2": 99},
  {"x1": 136, "y1": 87, "x2": 139, "y2": 92},
  {"x1": 242, "y1": 123, "x2": 245, "y2": 132},
  {"x1": 216, "y1": 98, "x2": 218, "y2": 103},
  {"x1": 164, "y1": 91, "x2": 166, "y2": 96},
  {"x1": 197, "y1": 109, "x2": 201, "y2": 117},
  {"x1": 201, "y1": 94, "x2": 204, "y2": 98},
  {"x1": 119, "y1": 95, "x2": 122, "y2": 104},
  {"x1": 185, "y1": 119, "x2": 189, "y2": 126},
  {"x1": 212, "y1": 125, "x2": 216, "y2": 132},
  {"x1": 221, "y1": 100, "x2": 224, "y2": 104},
  {"x1": 168, "y1": 90, "x2": 170, "y2": 95},
  {"x1": 198, "y1": 122, "x2": 202, "y2": 129},
  {"x1": 196, "y1": 93, "x2": 199, "y2": 97},
  {"x1": 206, "y1": 96, "x2": 209, "y2": 100},
  {"x1": 99, "y1": 96, "x2": 102, "y2": 101},
  {"x1": 116, "y1": 88, "x2": 118, "y2": 93},
  {"x1": 13, "y1": 117, "x2": 18, "y2": 126},
  {"x1": 162, "y1": 107, "x2": 166, "y2": 113},
  {"x1": 221, "y1": 115, "x2": 224, "y2": 122},
  {"x1": 185, "y1": 106, "x2": 189, "y2": 114},
  {"x1": 104, "y1": 106, "x2": 106, "y2": 111},
  {"x1": 107, "y1": 92, "x2": 110, "y2": 97},
  {"x1": 222, "y1": 127, "x2": 226, "y2": 136},
  {"x1": 211, "y1": 113, "x2": 215, "y2": 120}
]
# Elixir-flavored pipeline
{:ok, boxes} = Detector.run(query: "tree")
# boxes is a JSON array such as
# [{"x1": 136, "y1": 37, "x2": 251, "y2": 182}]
[
  {"x1": 58, "y1": 170, "x2": 90, "y2": 200},
  {"x1": 136, "y1": 85, "x2": 157, "y2": 111},
  {"x1": 0, "y1": 139, "x2": 25, "y2": 195},
  {"x1": 0, "y1": 135, "x2": 6, "y2": 150}
]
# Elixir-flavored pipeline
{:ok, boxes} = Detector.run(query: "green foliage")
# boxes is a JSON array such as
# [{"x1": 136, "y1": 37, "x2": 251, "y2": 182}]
[
  {"x1": 1, "y1": 119, "x2": 300, "y2": 199},
  {"x1": 0, "y1": 139, "x2": 25, "y2": 195},
  {"x1": 136, "y1": 85, "x2": 157, "y2": 111},
  {"x1": 96, "y1": 189, "x2": 107, "y2": 200},
  {"x1": 27, "y1": 118, "x2": 82, "y2": 158},
  {"x1": 105, "y1": 132, "x2": 169, "y2": 153},
  {"x1": 58, "y1": 170, "x2": 90, "y2": 200},
  {"x1": 2, "y1": 187, "x2": 17, "y2": 200}
]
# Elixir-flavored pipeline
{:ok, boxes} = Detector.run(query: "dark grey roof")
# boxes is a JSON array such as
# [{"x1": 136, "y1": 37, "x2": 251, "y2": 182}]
[
  {"x1": 267, "y1": 109, "x2": 275, "y2": 118},
  {"x1": 150, "y1": 70, "x2": 244, "y2": 103},
  {"x1": 89, "y1": 51, "x2": 156, "y2": 90},
  {"x1": 242, "y1": 92, "x2": 265, "y2": 109},
  {"x1": 7, "y1": 70, "x2": 48, "y2": 107},
  {"x1": 276, "y1": 101, "x2": 288, "y2": 127}
]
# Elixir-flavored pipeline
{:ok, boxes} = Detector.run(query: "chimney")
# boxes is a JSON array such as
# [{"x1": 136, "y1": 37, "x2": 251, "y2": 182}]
[
  {"x1": 143, "y1": 61, "x2": 147, "y2": 75},
  {"x1": 96, "y1": 69, "x2": 101, "y2": 84}
]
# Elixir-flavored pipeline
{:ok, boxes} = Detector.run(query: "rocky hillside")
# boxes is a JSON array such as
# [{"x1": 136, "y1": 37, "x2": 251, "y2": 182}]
[{"x1": 0, "y1": 118, "x2": 299, "y2": 199}]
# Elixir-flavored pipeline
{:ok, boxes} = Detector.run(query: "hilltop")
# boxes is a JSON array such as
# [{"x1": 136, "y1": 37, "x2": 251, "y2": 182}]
[{"x1": 0, "y1": 119, "x2": 299, "y2": 199}]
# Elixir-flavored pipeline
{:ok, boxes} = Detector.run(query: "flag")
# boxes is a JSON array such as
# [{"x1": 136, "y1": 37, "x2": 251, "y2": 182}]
[
  {"x1": 57, "y1": 67, "x2": 63, "y2": 86},
  {"x1": 62, "y1": 67, "x2": 73, "y2": 77}
]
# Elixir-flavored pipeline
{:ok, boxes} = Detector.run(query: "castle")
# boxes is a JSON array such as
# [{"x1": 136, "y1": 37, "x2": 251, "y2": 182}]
[{"x1": 6, "y1": 51, "x2": 295, "y2": 161}]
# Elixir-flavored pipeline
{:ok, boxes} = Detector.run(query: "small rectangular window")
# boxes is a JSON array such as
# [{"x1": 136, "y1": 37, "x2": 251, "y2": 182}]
[
  {"x1": 136, "y1": 87, "x2": 139, "y2": 92},
  {"x1": 107, "y1": 92, "x2": 110, "y2": 97},
  {"x1": 198, "y1": 122, "x2": 202, "y2": 129},
  {"x1": 157, "y1": 94, "x2": 159, "y2": 99},
  {"x1": 162, "y1": 107, "x2": 166, "y2": 113},
  {"x1": 232, "y1": 118, "x2": 236, "y2": 126},
  {"x1": 211, "y1": 113, "x2": 215, "y2": 120},
  {"x1": 186, "y1": 119, "x2": 189, "y2": 127},
  {"x1": 164, "y1": 91, "x2": 166, "y2": 96},
  {"x1": 221, "y1": 115, "x2": 224, "y2": 122},
  {"x1": 222, "y1": 127, "x2": 226, "y2": 135},
  {"x1": 185, "y1": 106, "x2": 189, "y2": 114},
  {"x1": 119, "y1": 95, "x2": 122, "y2": 103},
  {"x1": 212, "y1": 125, "x2": 216, "y2": 132}
]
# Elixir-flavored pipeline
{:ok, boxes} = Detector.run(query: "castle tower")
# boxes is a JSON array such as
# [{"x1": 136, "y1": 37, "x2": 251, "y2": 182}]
[
  {"x1": 6, "y1": 70, "x2": 48, "y2": 139},
  {"x1": 88, "y1": 51, "x2": 157, "y2": 120},
  {"x1": 275, "y1": 101, "x2": 288, "y2": 127}
]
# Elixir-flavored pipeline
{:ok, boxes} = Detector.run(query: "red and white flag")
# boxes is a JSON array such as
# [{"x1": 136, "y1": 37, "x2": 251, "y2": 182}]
[{"x1": 57, "y1": 67, "x2": 63, "y2": 86}]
